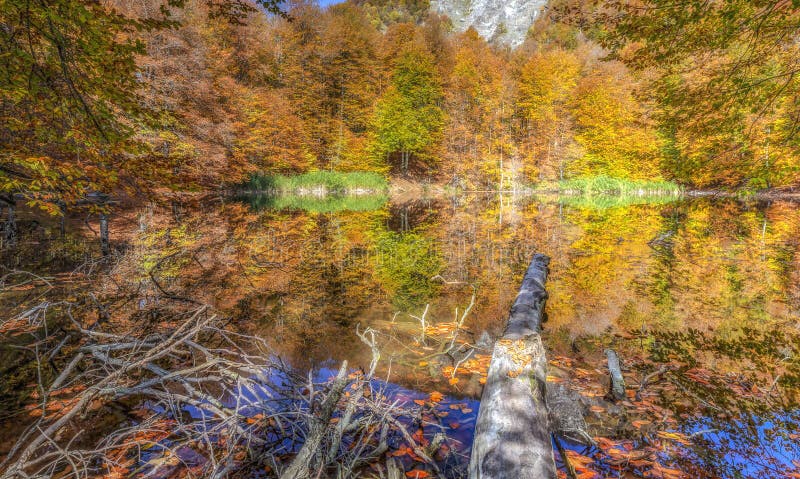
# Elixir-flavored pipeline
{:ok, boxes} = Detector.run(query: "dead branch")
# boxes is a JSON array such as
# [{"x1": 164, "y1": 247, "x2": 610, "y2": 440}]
[{"x1": 1, "y1": 300, "x2": 446, "y2": 479}]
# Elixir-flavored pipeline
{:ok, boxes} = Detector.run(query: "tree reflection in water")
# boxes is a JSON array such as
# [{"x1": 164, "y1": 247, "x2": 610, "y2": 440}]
[{"x1": 2, "y1": 194, "x2": 799, "y2": 478}]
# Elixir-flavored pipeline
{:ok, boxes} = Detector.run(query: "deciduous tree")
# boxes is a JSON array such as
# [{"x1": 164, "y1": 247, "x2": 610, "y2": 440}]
[{"x1": 370, "y1": 49, "x2": 444, "y2": 175}]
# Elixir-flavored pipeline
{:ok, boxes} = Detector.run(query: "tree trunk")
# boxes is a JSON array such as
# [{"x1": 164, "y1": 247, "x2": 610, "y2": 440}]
[
  {"x1": 99, "y1": 213, "x2": 109, "y2": 256},
  {"x1": 4, "y1": 202, "x2": 17, "y2": 247},
  {"x1": 171, "y1": 200, "x2": 182, "y2": 223},
  {"x1": 469, "y1": 254, "x2": 557, "y2": 479},
  {"x1": 605, "y1": 349, "x2": 626, "y2": 401},
  {"x1": 58, "y1": 202, "x2": 66, "y2": 239}
]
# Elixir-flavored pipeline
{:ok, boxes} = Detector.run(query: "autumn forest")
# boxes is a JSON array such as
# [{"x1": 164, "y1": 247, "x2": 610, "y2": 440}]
[
  {"x1": 2, "y1": 0, "x2": 800, "y2": 479},
  {"x1": 5, "y1": 0, "x2": 800, "y2": 214}
]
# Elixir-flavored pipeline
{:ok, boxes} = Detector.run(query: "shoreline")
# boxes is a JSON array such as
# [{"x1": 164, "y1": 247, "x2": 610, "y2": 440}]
[
  {"x1": 235, "y1": 183, "x2": 800, "y2": 202},
  {"x1": 149, "y1": 180, "x2": 800, "y2": 205}
]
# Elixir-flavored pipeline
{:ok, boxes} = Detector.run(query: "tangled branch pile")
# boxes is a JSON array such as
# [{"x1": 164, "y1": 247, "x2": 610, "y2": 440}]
[{"x1": 0, "y1": 303, "x2": 449, "y2": 479}]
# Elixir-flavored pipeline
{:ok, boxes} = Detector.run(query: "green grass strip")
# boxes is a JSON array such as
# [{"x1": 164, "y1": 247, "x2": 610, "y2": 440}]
[
  {"x1": 245, "y1": 171, "x2": 388, "y2": 194},
  {"x1": 557, "y1": 176, "x2": 683, "y2": 196}
]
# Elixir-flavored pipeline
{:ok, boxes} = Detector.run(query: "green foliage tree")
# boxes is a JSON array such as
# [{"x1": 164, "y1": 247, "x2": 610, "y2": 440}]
[
  {"x1": 355, "y1": 0, "x2": 431, "y2": 30},
  {"x1": 0, "y1": 0, "x2": 147, "y2": 214},
  {"x1": 374, "y1": 230, "x2": 443, "y2": 310},
  {"x1": 370, "y1": 49, "x2": 444, "y2": 175}
]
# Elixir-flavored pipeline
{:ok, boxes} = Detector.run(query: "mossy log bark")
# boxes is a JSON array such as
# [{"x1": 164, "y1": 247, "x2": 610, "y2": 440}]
[{"x1": 468, "y1": 253, "x2": 557, "y2": 479}]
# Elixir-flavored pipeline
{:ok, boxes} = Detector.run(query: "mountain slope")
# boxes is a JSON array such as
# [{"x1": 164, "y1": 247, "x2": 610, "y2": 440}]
[{"x1": 430, "y1": 0, "x2": 547, "y2": 46}]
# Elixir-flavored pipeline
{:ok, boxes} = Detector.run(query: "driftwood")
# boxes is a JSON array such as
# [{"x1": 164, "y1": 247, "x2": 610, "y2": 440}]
[
  {"x1": 469, "y1": 253, "x2": 557, "y2": 479},
  {"x1": 385, "y1": 458, "x2": 405, "y2": 479},
  {"x1": 280, "y1": 362, "x2": 349, "y2": 479},
  {"x1": 605, "y1": 349, "x2": 626, "y2": 401},
  {"x1": 0, "y1": 303, "x2": 438, "y2": 479}
]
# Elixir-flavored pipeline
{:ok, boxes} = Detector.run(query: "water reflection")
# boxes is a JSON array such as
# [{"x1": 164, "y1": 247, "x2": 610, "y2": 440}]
[
  {"x1": 224, "y1": 194, "x2": 800, "y2": 363},
  {"x1": 220, "y1": 193, "x2": 800, "y2": 477}
]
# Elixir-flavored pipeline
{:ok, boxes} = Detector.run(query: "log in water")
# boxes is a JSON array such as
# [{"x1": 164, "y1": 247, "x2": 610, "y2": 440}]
[
  {"x1": 605, "y1": 349, "x2": 626, "y2": 401},
  {"x1": 468, "y1": 253, "x2": 557, "y2": 479}
]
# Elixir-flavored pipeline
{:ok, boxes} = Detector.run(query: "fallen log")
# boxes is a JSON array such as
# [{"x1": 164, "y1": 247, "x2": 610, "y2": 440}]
[{"x1": 469, "y1": 253, "x2": 557, "y2": 479}]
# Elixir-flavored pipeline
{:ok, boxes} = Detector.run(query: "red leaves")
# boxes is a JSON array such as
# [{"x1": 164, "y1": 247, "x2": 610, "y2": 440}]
[
  {"x1": 411, "y1": 391, "x2": 446, "y2": 406},
  {"x1": 390, "y1": 446, "x2": 416, "y2": 458},
  {"x1": 631, "y1": 419, "x2": 652, "y2": 429},
  {"x1": 643, "y1": 463, "x2": 685, "y2": 479},
  {"x1": 590, "y1": 434, "x2": 689, "y2": 478},
  {"x1": 405, "y1": 470, "x2": 430, "y2": 478},
  {"x1": 564, "y1": 450, "x2": 599, "y2": 479}
]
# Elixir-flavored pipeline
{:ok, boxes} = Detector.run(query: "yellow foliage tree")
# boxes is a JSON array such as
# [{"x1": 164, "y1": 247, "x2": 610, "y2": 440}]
[
  {"x1": 516, "y1": 49, "x2": 582, "y2": 181},
  {"x1": 232, "y1": 88, "x2": 314, "y2": 174},
  {"x1": 569, "y1": 63, "x2": 663, "y2": 180}
]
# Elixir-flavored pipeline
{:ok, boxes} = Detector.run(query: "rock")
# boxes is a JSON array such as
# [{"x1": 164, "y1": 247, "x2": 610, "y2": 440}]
[
  {"x1": 547, "y1": 382, "x2": 595, "y2": 446},
  {"x1": 430, "y1": 0, "x2": 548, "y2": 47}
]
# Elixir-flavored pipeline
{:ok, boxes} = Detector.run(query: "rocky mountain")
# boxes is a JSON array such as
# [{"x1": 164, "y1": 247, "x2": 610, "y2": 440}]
[{"x1": 430, "y1": 0, "x2": 548, "y2": 47}]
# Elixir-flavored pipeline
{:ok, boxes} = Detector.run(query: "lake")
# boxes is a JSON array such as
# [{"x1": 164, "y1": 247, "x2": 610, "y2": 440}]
[{"x1": 2, "y1": 192, "x2": 799, "y2": 478}]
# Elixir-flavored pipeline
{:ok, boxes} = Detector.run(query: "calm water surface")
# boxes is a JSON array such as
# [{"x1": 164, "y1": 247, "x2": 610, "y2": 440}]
[
  {"x1": 220, "y1": 193, "x2": 798, "y2": 478},
  {"x1": 10, "y1": 194, "x2": 789, "y2": 477}
]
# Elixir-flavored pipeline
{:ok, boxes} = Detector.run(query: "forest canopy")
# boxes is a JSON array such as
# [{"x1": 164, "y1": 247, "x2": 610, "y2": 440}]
[{"x1": 2, "y1": 0, "x2": 800, "y2": 221}]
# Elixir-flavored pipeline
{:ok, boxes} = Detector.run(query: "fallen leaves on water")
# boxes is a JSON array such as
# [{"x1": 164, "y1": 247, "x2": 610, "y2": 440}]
[
  {"x1": 565, "y1": 450, "x2": 594, "y2": 466},
  {"x1": 656, "y1": 431, "x2": 693, "y2": 446},
  {"x1": 245, "y1": 413, "x2": 265, "y2": 424},
  {"x1": 405, "y1": 469, "x2": 430, "y2": 478},
  {"x1": 643, "y1": 463, "x2": 685, "y2": 479}
]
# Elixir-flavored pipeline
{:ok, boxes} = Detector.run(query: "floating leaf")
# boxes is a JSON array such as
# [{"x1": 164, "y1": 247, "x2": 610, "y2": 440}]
[
  {"x1": 631, "y1": 419, "x2": 651, "y2": 428},
  {"x1": 656, "y1": 431, "x2": 692, "y2": 446},
  {"x1": 405, "y1": 470, "x2": 429, "y2": 478}
]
